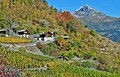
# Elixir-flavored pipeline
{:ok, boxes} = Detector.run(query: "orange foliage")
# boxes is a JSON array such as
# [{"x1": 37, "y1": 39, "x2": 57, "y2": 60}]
[
  {"x1": 75, "y1": 22, "x2": 79, "y2": 28},
  {"x1": 55, "y1": 11, "x2": 81, "y2": 29},
  {"x1": 55, "y1": 11, "x2": 74, "y2": 23}
]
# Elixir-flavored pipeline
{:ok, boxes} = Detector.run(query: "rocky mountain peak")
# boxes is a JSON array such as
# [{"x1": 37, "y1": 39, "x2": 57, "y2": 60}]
[
  {"x1": 76, "y1": 5, "x2": 96, "y2": 12},
  {"x1": 73, "y1": 5, "x2": 104, "y2": 18},
  {"x1": 72, "y1": 5, "x2": 116, "y2": 21},
  {"x1": 71, "y1": 5, "x2": 120, "y2": 43}
]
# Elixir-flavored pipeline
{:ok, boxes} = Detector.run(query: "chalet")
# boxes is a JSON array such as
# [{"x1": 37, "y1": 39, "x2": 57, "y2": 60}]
[
  {"x1": 0, "y1": 29, "x2": 10, "y2": 37},
  {"x1": 17, "y1": 30, "x2": 29, "y2": 38},
  {"x1": 34, "y1": 32, "x2": 56, "y2": 42}
]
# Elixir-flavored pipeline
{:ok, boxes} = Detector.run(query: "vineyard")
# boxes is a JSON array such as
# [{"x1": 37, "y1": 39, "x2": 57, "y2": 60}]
[
  {"x1": 23, "y1": 61, "x2": 120, "y2": 77},
  {"x1": 1, "y1": 45, "x2": 120, "y2": 77},
  {"x1": 0, "y1": 37, "x2": 32, "y2": 43},
  {"x1": 1, "y1": 47, "x2": 53, "y2": 70}
]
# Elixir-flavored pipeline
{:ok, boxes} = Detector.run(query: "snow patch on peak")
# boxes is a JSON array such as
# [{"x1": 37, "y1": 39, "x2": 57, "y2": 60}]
[
  {"x1": 75, "y1": 5, "x2": 98, "y2": 12},
  {"x1": 76, "y1": 6, "x2": 84, "y2": 11}
]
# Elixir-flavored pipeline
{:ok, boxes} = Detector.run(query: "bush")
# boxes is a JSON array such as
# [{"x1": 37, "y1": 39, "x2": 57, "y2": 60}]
[
  {"x1": 67, "y1": 41, "x2": 82, "y2": 50},
  {"x1": 81, "y1": 61, "x2": 94, "y2": 68},
  {"x1": 61, "y1": 48, "x2": 76, "y2": 59},
  {"x1": 61, "y1": 51, "x2": 74, "y2": 59},
  {"x1": 37, "y1": 44, "x2": 49, "y2": 54},
  {"x1": 58, "y1": 20, "x2": 65, "y2": 26},
  {"x1": 74, "y1": 51, "x2": 83, "y2": 57},
  {"x1": 37, "y1": 43, "x2": 57, "y2": 55},
  {"x1": 90, "y1": 30, "x2": 97, "y2": 37},
  {"x1": 83, "y1": 50, "x2": 97, "y2": 59},
  {"x1": 67, "y1": 21, "x2": 78, "y2": 33},
  {"x1": 56, "y1": 37, "x2": 68, "y2": 48}
]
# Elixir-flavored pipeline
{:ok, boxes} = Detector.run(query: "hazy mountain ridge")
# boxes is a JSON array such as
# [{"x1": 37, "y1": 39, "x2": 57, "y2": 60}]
[{"x1": 72, "y1": 5, "x2": 120, "y2": 42}]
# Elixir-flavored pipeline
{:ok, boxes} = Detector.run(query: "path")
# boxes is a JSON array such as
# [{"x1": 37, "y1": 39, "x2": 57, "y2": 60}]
[{"x1": 24, "y1": 67, "x2": 48, "y2": 71}]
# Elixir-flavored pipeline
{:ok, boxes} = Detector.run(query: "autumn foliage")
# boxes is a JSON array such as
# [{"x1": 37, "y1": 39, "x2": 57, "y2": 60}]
[
  {"x1": 56, "y1": 37, "x2": 68, "y2": 48},
  {"x1": 0, "y1": 37, "x2": 32, "y2": 43},
  {"x1": 55, "y1": 11, "x2": 74, "y2": 24}
]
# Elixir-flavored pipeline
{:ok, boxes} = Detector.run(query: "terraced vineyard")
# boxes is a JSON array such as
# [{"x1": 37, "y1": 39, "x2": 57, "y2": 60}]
[
  {"x1": 23, "y1": 61, "x2": 120, "y2": 77},
  {"x1": 0, "y1": 37, "x2": 32, "y2": 43},
  {"x1": 1, "y1": 48, "x2": 53, "y2": 70},
  {"x1": 1, "y1": 45, "x2": 120, "y2": 77}
]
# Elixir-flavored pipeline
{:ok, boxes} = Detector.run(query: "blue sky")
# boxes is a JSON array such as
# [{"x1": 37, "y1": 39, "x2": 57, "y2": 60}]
[{"x1": 47, "y1": 0, "x2": 120, "y2": 17}]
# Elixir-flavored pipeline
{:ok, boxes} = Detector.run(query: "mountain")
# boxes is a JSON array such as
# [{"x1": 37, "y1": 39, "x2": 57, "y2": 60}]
[{"x1": 72, "y1": 5, "x2": 120, "y2": 42}]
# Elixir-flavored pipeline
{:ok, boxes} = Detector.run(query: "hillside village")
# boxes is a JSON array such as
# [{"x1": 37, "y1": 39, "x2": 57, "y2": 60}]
[
  {"x1": 1, "y1": 0, "x2": 120, "y2": 77},
  {"x1": 0, "y1": 28, "x2": 71, "y2": 45}
]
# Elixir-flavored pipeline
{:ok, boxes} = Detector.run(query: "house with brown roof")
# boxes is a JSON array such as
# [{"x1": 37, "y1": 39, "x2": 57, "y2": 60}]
[{"x1": 34, "y1": 32, "x2": 56, "y2": 42}]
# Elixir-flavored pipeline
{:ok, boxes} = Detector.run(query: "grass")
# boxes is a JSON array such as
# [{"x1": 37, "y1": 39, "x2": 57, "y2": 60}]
[{"x1": 0, "y1": 37, "x2": 32, "y2": 43}]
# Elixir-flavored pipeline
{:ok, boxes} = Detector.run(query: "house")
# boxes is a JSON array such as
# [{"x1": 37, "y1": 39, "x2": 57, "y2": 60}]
[
  {"x1": 17, "y1": 30, "x2": 29, "y2": 38},
  {"x1": 0, "y1": 29, "x2": 10, "y2": 37},
  {"x1": 34, "y1": 32, "x2": 56, "y2": 42}
]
